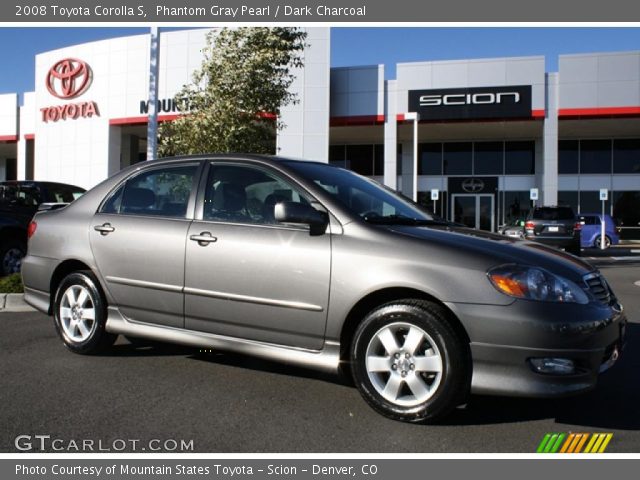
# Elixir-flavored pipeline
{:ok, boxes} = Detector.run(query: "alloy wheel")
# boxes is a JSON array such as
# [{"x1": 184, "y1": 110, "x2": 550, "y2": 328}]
[
  {"x1": 365, "y1": 322, "x2": 443, "y2": 407},
  {"x1": 59, "y1": 284, "x2": 97, "y2": 342}
]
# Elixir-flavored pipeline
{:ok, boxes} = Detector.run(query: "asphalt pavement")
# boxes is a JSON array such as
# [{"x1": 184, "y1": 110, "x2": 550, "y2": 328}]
[{"x1": 1, "y1": 262, "x2": 639, "y2": 453}]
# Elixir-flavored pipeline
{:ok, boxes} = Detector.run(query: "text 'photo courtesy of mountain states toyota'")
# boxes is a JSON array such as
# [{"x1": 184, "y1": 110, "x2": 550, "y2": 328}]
[{"x1": 21, "y1": 155, "x2": 627, "y2": 423}]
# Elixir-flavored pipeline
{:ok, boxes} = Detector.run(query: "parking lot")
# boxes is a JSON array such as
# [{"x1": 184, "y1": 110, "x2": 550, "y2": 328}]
[{"x1": 0, "y1": 259, "x2": 638, "y2": 453}]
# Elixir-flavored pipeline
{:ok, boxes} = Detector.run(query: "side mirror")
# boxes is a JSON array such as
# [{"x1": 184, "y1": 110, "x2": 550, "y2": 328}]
[{"x1": 274, "y1": 201, "x2": 329, "y2": 236}]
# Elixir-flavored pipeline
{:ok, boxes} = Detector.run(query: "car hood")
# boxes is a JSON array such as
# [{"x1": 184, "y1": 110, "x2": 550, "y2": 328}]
[{"x1": 385, "y1": 224, "x2": 595, "y2": 282}]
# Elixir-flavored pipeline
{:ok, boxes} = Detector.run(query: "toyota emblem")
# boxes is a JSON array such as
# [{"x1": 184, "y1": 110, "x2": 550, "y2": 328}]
[
  {"x1": 46, "y1": 58, "x2": 92, "y2": 99},
  {"x1": 461, "y1": 178, "x2": 485, "y2": 193}
]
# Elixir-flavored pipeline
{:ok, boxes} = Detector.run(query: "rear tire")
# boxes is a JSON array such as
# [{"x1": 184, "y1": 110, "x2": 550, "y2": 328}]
[
  {"x1": 594, "y1": 235, "x2": 611, "y2": 249},
  {"x1": 0, "y1": 240, "x2": 26, "y2": 276},
  {"x1": 53, "y1": 271, "x2": 117, "y2": 354},
  {"x1": 350, "y1": 299, "x2": 470, "y2": 423}
]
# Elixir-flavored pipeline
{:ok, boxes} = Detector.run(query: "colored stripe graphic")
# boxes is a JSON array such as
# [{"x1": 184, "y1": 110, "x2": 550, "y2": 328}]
[{"x1": 537, "y1": 433, "x2": 613, "y2": 453}]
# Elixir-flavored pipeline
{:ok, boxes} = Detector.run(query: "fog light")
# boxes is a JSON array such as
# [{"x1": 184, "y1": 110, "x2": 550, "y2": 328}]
[{"x1": 529, "y1": 358, "x2": 575, "y2": 375}]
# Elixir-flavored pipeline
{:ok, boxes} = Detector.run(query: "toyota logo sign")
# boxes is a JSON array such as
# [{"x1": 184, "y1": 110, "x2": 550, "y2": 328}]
[
  {"x1": 461, "y1": 178, "x2": 485, "y2": 193},
  {"x1": 46, "y1": 58, "x2": 92, "y2": 99}
]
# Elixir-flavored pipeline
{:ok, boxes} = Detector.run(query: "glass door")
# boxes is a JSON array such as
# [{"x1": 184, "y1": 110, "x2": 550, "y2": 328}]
[{"x1": 451, "y1": 194, "x2": 495, "y2": 231}]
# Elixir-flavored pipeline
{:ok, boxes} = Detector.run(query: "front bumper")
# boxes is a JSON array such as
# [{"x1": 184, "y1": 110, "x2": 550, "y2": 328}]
[{"x1": 446, "y1": 299, "x2": 627, "y2": 397}]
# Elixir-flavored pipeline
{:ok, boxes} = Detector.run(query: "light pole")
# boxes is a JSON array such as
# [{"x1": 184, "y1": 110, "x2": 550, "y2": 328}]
[{"x1": 146, "y1": 27, "x2": 160, "y2": 161}]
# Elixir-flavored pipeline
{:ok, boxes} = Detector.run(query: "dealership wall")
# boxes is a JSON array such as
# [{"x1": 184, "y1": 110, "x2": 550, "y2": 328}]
[{"x1": 9, "y1": 27, "x2": 329, "y2": 190}]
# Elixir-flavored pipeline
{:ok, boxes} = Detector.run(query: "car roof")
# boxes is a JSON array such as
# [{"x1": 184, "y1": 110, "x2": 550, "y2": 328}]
[
  {"x1": 0, "y1": 180, "x2": 85, "y2": 191},
  {"x1": 145, "y1": 153, "x2": 335, "y2": 169}
]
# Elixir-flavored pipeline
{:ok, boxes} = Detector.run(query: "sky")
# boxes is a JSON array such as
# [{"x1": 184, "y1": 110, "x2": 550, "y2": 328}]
[{"x1": 0, "y1": 27, "x2": 639, "y2": 98}]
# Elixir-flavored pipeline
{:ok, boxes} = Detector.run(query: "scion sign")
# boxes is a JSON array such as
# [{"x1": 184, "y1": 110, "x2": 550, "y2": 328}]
[{"x1": 408, "y1": 85, "x2": 532, "y2": 120}]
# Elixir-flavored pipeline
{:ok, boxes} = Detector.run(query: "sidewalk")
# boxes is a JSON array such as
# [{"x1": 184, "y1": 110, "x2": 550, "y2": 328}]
[{"x1": 0, "y1": 294, "x2": 35, "y2": 312}]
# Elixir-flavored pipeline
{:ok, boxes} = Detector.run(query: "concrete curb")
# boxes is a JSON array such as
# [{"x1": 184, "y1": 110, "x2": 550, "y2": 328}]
[{"x1": 0, "y1": 293, "x2": 36, "y2": 313}]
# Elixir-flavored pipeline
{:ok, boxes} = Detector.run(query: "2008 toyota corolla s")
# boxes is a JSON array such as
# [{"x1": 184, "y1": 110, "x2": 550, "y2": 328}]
[{"x1": 21, "y1": 154, "x2": 626, "y2": 423}]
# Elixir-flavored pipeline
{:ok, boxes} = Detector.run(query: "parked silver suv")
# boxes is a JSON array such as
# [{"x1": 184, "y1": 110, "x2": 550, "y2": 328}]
[{"x1": 22, "y1": 155, "x2": 626, "y2": 423}]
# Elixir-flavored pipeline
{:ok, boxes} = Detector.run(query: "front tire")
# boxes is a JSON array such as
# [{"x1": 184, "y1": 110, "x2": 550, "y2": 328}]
[
  {"x1": 53, "y1": 271, "x2": 117, "y2": 354},
  {"x1": 350, "y1": 299, "x2": 470, "y2": 423}
]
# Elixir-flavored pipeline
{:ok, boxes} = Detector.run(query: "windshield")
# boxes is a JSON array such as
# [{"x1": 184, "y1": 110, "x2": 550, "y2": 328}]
[{"x1": 284, "y1": 161, "x2": 440, "y2": 225}]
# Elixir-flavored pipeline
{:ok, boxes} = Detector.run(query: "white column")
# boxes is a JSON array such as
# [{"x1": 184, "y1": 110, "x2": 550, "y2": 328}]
[
  {"x1": 542, "y1": 72, "x2": 559, "y2": 206},
  {"x1": 17, "y1": 137, "x2": 26, "y2": 180},
  {"x1": 404, "y1": 112, "x2": 419, "y2": 202},
  {"x1": 383, "y1": 80, "x2": 398, "y2": 189}
]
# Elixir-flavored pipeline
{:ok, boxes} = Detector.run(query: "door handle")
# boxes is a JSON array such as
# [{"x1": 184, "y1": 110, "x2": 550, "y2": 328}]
[
  {"x1": 190, "y1": 232, "x2": 217, "y2": 246},
  {"x1": 94, "y1": 223, "x2": 115, "y2": 235}
]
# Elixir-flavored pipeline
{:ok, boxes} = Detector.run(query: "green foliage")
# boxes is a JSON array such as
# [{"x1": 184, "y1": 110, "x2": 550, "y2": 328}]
[
  {"x1": 159, "y1": 27, "x2": 307, "y2": 157},
  {"x1": 0, "y1": 273, "x2": 24, "y2": 294}
]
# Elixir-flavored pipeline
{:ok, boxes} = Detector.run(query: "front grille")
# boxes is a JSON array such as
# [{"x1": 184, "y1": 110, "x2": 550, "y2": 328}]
[{"x1": 584, "y1": 273, "x2": 612, "y2": 305}]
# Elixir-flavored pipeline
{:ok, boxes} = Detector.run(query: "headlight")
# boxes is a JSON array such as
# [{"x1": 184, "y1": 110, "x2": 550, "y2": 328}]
[{"x1": 488, "y1": 265, "x2": 589, "y2": 304}]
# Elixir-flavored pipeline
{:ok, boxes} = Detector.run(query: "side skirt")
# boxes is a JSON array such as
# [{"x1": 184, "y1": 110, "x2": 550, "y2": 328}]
[{"x1": 105, "y1": 307, "x2": 341, "y2": 374}]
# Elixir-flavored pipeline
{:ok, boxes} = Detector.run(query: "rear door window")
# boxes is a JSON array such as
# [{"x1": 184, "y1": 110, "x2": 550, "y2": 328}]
[{"x1": 100, "y1": 165, "x2": 198, "y2": 218}]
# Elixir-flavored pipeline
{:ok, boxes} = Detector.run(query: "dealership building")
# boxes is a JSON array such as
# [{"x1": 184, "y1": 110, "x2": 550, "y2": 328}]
[{"x1": 0, "y1": 28, "x2": 639, "y2": 237}]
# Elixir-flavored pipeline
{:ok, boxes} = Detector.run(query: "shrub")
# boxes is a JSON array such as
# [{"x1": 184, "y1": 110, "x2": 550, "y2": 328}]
[{"x1": 0, "y1": 273, "x2": 24, "y2": 294}]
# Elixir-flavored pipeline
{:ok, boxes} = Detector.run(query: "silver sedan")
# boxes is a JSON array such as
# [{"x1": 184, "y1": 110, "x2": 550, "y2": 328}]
[{"x1": 22, "y1": 155, "x2": 626, "y2": 423}]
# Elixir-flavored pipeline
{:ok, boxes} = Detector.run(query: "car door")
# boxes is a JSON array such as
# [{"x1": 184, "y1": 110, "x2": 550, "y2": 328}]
[
  {"x1": 89, "y1": 163, "x2": 200, "y2": 328},
  {"x1": 184, "y1": 162, "x2": 331, "y2": 350}
]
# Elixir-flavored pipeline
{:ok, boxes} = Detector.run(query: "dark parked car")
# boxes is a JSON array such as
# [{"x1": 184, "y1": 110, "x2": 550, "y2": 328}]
[
  {"x1": 524, "y1": 206, "x2": 581, "y2": 255},
  {"x1": 578, "y1": 214, "x2": 621, "y2": 249},
  {"x1": 0, "y1": 181, "x2": 85, "y2": 275},
  {"x1": 22, "y1": 155, "x2": 626, "y2": 423}
]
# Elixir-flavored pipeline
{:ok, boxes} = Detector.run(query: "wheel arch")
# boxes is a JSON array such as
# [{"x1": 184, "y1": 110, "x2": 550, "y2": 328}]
[
  {"x1": 338, "y1": 287, "x2": 470, "y2": 364},
  {"x1": 48, "y1": 259, "x2": 97, "y2": 315}
]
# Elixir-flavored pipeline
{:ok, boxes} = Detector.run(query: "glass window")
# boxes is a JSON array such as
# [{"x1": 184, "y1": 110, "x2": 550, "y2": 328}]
[
  {"x1": 505, "y1": 141, "x2": 535, "y2": 175},
  {"x1": 285, "y1": 161, "x2": 434, "y2": 222},
  {"x1": 531, "y1": 206, "x2": 575, "y2": 220},
  {"x1": 106, "y1": 165, "x2": 197, "y2": 218},
  {"x1": 474, "y1": 142, "x2": 504, "y2": 175},
  {"x1": 418, "y1": 143, "x2": 442, "y2": 175},
  {"x1": 443, "y1": 142, "x2": 472, "y2": 175},
  {"x1": 580, "y1": 191, "x2": 610, "y2": 215},
  {"x1": 578, "y1": 215, "x2": 599, "y2": 225},
  {"x1": 329, "y1": 145, "x2": 345, "y2": 168},
  {"x1": 397, "y1": 144, "x2": 403, "y2": 176},
  {"x1": 558, "y1": 191, "x2": 579, "y2": 214},
  {"x1": 101, "y1": 185, "x2": 124, "y2": 214},
  {"x1": 580, "y1": 139, "x2": 611, "y2": 174},
  {"x1": 417, "y1": 191, "x2": 446, "y2": 217},
  {"x1": 373, "y1": 144, "x2": 384, "y2": 176},
  {"x1": 613, "y1": 139, "x2": 640, "y2": 174},
  {"x1": 613, "y1": 191, "x2": 640, "y2": 237},
  {"x1": 46, "y1": 184, "x2": 85, "y2": 203},
  {"x1": 346, "y1": 145, "x2": 374, "y2": 176},
  {"x1": 558, "y1": 140, "x2": 579, "y2": 174},
  {"x1": 204, "y1": 164, "x2": 311, "y2": 225},
  {"x1": 503, "y1": 191, "x2": 532, "y2": 225},
  {"x1": 0, "y1": 185, "x2": 41, "y2": 207}
]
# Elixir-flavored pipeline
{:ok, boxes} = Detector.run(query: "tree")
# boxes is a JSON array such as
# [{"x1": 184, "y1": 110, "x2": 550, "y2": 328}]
[{"x1": 158, "y1": 27, "x2": 307, "y2": 157}]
